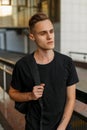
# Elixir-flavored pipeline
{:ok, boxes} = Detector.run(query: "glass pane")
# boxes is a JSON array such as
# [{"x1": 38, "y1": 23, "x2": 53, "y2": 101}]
[{"x1": 1, "y1": 0, "x2": 10, "y2": 5}]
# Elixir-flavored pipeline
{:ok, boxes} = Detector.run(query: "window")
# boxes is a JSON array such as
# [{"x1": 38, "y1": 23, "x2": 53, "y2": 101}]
[
  {"x1": 17, "y1": 0, "x2": 27, "y2": 7},
  {"x1": 1, "y1": 0, "x2": 11, "y2": 5}
]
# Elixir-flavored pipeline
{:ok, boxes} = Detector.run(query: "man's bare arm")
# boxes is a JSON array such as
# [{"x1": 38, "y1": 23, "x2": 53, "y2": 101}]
[{"x1": 9, "y1": 84, "x2": 45, "y2": 102}]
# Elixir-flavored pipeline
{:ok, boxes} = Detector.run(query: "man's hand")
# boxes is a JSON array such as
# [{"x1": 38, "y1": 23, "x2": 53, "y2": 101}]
[
  {"x1": 31, "y1": 83, "x2": 45, "y2": 100},
  {"x1": 56, "y1": 125, "x2": 65, "y2": 130}
]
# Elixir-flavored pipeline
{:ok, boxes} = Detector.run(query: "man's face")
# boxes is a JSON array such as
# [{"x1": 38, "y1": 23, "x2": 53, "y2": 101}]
[{"x1": 30, "y1": 19, "x2": 55, "y2": 50}]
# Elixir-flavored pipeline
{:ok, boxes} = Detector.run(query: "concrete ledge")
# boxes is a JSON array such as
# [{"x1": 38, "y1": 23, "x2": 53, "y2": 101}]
[
  {"x1": 0, "y1": 111, "x2": 13, "y2": 130},
  {"x1": 0, "y1": 99, "x2": 25, "y2": 130},
  {"x1": 74, "y1": 99, "x2": 87, "y2": 122},
  {"x1": 0, "y1": 88, "x2": 25, "y2": 130},
  {"x1": 74, "y1": 61, "x2": 87, "y2": 69}
]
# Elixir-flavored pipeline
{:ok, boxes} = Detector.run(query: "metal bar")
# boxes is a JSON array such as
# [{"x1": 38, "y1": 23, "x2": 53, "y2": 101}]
[
  {"x1": 3, "y1": 65, "x2": 6, "y2": 100},
  {"x1": 69, "y1": 51, "x2": 87, "y2": 62},
  {"x1": 69, "y1": 51, "x2": 87, "y2": 56}
]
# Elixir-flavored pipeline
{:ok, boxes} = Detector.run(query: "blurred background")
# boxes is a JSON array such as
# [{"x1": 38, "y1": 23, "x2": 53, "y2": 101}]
[{"x1": 0, "y1": 0, "x2": 87, "y2": 130}]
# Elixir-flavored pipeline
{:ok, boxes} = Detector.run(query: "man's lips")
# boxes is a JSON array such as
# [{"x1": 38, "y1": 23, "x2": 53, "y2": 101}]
[{"x1": 47, "y1": 41, "x2": 54, "y2": 44}]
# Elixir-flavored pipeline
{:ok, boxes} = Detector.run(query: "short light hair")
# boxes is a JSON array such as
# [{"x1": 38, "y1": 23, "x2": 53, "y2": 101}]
[{"x1": 29, "y1": 12, "x2": 49, "y2": 31}]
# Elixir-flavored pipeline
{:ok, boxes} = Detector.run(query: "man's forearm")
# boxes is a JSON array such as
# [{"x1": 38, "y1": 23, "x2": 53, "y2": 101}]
[
  {"x1": 9, "y1": 84, "x2": 45, "y2": 102},
  {"x1": 57, "y1": 85, "x2": 76, "y2": 130},
  {"x1": 9, "y1": 90, "x2": 33, "y2": 102},
  {"x1": 57, "y1": 98, "x2": 75, "y2": 130}
]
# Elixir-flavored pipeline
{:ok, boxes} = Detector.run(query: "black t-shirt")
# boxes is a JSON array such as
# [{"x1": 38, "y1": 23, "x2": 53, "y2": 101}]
[{"x1": 11, "y1": 51, "x2": 79, "y2": 130}]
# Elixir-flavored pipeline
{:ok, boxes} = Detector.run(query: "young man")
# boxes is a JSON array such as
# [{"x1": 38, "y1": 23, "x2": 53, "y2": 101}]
[{"x1": 9, "y1": 13, "x2": 79, "y2": 130}]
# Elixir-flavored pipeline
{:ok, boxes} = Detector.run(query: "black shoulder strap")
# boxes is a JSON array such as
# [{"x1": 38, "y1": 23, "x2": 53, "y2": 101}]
[
  {"x1": 26, "y1": 54, "x2": 43, "y2": 130},
  {"x1": 15, "y1": 54, "x2": 41, "y2": 115},
  {"x1": 28, "y1": 54, "x2": 41, "y2": 85}
]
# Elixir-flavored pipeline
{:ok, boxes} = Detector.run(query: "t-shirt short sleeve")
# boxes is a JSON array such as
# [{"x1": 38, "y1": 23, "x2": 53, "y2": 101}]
[
  {"x1": 66, "y1": 58, "x2": 79, "y2": 87},
  {"x1": 11, "y1": 62, "x2": 22, "y2": 90}
]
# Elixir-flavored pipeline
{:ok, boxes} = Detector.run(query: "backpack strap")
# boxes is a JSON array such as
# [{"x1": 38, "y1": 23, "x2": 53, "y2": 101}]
[
  {"x1": 28, "y1": 54, "x2": 41, "y2": 85},
  {"x1": 28, "y1": 54, "x2": 43, "y2": 130}
]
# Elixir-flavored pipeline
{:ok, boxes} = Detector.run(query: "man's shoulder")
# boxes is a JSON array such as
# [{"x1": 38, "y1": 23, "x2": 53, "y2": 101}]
[
  {"x1": 55, "y1": 51, "x2": 72, "y2": 61},
  {"x1": 55, "y1": 51, "x2": 74, "y2": 69},
  {"x1": 15, "y1": 52, "x2": 34, "y2": 67}
]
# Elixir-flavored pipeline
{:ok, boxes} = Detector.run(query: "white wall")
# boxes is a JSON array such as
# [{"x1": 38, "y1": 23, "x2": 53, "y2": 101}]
[{"x1": 61, "y1": 0, "x2": 87, "y2": 61}]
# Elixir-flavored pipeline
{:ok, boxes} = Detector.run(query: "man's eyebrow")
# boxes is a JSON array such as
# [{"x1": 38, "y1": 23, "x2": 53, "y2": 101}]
[
  {"x1": 38, "y1": 30, "x2": 47, "y2": 34},
  {"x1": 37, "y1": 28, "x2": 54, "y2": 34}
]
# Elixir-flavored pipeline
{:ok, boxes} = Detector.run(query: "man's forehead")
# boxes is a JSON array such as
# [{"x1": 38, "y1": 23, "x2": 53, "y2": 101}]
[
  {"x1": 35, "y1": 19, "x2": 53, "y2": 27},
  {"x1": 34, "y1": 21, "x2": 53, "y2": 31},
  {"x1": 34, "y1": 27, "x2": 54, "y2": 34}
]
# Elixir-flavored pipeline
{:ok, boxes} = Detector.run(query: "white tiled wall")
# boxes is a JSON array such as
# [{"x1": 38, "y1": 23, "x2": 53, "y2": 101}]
[{"x1": 61, "y1": 0, "x2": 87, "y2": 61}]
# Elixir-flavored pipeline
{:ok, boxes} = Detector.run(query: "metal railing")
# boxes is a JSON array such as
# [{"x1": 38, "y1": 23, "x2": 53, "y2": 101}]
[{"x1": 69, "y1": 51, "x2": 87, "y2": 62}]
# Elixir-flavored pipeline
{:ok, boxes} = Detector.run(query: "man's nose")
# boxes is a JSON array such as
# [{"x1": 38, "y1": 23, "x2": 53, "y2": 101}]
[{"x1": 47, "y1": 32, "x2": 51, "y2": 39}]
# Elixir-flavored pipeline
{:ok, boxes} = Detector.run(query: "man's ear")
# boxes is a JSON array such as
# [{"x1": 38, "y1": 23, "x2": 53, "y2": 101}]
[{"x1": 29, "y1": 33, "x2": 35, "y2": 41}]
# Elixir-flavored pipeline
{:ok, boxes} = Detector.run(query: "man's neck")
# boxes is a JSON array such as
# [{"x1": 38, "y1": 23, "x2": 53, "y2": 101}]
[{"x1": 34, "y1": 50, "x2": 54, "y2": 64}]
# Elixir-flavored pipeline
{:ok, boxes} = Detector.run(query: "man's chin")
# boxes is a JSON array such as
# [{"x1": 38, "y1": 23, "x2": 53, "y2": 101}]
[{"x1": 43, "y1": 47, "x2": 54, "y2": 51}]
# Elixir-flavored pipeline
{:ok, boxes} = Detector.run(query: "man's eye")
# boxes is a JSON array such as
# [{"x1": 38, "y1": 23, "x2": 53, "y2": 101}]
[
  {"x1": 40, "y1": 32, "x2": 45, "y2": 35},
  {"x1": 50, "y1": 29, "x2": 54, "y2": 33}
]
